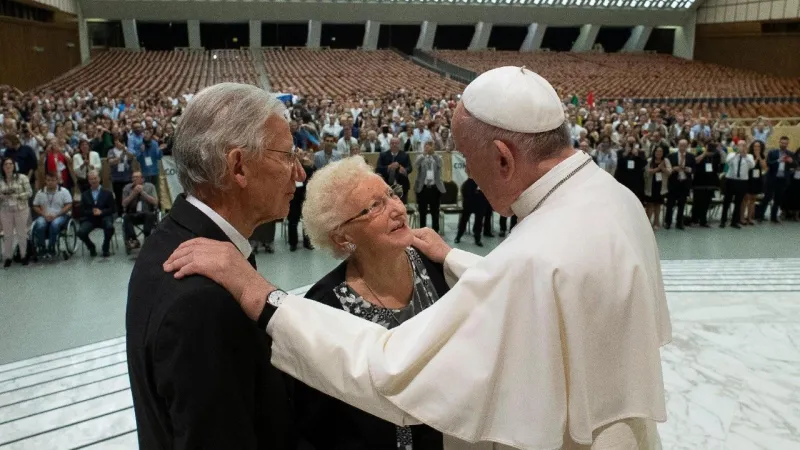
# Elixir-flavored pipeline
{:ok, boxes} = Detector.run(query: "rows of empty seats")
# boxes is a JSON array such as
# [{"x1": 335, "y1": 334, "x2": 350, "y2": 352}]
[
  {"x1": 263, "y1": 49, "x2": 465, "y2": 99},
  {"x1": 432, "y1": 50, "x2": 800, "y2": 114},
  {"x1": 34, "y1": 49, "x2": 258, "y2": 97},
  {"x1": 208, "y1": 50, "x2": 259, "y2": 86}
]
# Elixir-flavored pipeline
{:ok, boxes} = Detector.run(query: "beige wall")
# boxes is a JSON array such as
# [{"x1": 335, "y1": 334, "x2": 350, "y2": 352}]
[
  {"x1": 0, "y1": 16, "x2": 81, "y2": 91},
  {"x1": 694, "y1": 22, "x2": 800, "y2": 78},
  {"x1": 697, "y1": 0, "x2": 800, "y2": 24}
]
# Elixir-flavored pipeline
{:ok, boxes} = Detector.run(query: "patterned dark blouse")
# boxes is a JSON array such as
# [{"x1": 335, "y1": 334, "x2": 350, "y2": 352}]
[
  {"x1": 331, "y1": 248, "x2": 441, "y2": 449},
  {"x1": 300, "y1": 247, "x2": 449, "y2": 450}
]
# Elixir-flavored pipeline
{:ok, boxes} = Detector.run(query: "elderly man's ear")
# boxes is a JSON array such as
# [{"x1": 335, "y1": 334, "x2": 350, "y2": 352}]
[{"x1": 227, "y1": 148, "x2": 248, "y2": 188}]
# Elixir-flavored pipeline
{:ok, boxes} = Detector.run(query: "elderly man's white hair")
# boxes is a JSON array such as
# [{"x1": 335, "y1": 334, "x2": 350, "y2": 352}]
[
  {"x1": 303, "y1": 156, "x2": 382, "y2": 259},
  {"x1": 172, "y1": 83, "x2": 285, "y2": 196}
]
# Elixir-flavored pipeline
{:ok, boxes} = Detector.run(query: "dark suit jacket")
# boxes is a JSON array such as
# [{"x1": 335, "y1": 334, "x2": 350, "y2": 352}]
[
  {"x1": 126, "y1": 195, "x2": 297, "y2": 450},
  {"x1": 297, "y1": 249, "x2": 447, "y2": 450},
  {"x1": 766, "y1": 148, "x2": 797, "y2": 181},
  {"x1": 376, "y1": 151, "x2": 412, "y2": 185},
  {"x1": 461, "y1": 178, "x2": 490, "y2": 215},
  {"x1": 79, "y1": 187, "x2": 115, "y2": 220},
  {"x1": 667, "y1": 152, "x2": 696, "y2": 192}
]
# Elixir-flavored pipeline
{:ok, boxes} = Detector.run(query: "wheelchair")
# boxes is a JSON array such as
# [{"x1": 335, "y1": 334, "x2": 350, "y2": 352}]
[{"x1": 28, "y1": 216, "x2": 79, "y2": 262}]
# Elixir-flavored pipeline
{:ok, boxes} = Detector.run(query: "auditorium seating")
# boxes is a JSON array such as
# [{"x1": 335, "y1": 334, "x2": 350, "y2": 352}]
[
  {"x1": 431, "y1": 50, "x2": 800, "y2": 117},
  {"x1": 263, "y1": 48, "x2": 465, "y2": 99},
  {"x1": 34, "y1": 49, "x2": 257, "y2": 97}
]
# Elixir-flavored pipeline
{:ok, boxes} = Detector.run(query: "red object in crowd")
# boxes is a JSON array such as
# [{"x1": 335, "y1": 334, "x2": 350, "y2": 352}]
[
  {"x1": 45, "y1": 152, "x2": 70, "y2": 185},
  {"x1": 587, "y1": 91, "x2": 595, "y2": 108}
]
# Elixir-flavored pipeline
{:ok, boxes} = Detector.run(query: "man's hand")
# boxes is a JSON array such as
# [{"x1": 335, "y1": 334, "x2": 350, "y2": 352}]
[
  {"x1": 399, "y1": 167, "x2": 407, "y2": 175},
  {"x1": 134, "y1": 184, "x2": 143, "y2": 194},
  {"x1": 46, "y1": 214, "x2": 55, "y2": 222},
  {"x1": 411, "y1": 228, "x2": 452, "y2": 264},
  {"x1": 163, "y1": 238, "x2": 275, "y2": 321},
  {"x1": 93, "y1": 208, "x2": 101, "y2": 216}
]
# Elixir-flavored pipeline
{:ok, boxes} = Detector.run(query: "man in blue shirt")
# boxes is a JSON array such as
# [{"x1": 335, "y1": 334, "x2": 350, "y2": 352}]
[
  {"x1": 127, "y1": 122, "x2": 144, "y2": 154},
  {"x1": 135, "y1": 129, "x2": 163, "y2": 199}
]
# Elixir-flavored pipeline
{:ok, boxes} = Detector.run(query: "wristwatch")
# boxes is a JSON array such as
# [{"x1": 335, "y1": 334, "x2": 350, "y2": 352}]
[
  {"x1": 267, "y1": 289, "x2": 288, "y2": 308},
  {"x1": 257, "y1": 289, "x2": 287, "y2": 329}
]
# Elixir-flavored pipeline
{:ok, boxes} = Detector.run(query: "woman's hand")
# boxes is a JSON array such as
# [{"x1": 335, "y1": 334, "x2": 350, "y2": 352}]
[
  {"x1": 411, "y1": 228, "x2": 452, "y2": 264},
  {"x1": 163, "y1": 238, "x2": 275, "y2": 321}
]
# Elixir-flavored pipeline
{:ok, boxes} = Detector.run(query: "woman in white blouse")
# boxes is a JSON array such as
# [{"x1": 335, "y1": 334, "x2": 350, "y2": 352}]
[{"x1": 72, "y1": 139, "x2": 102, "y2": 193}]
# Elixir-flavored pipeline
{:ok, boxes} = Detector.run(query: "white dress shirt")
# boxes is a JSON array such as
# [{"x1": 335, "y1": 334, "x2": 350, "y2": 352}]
[
  {"x1": 186, "y1": 195, "x2": 252, "y2": 258},
  {"x1": 725, "y1": 153, "x2": 755, "y2": 181}
]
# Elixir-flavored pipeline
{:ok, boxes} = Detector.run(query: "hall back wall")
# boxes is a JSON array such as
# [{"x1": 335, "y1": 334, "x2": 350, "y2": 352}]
[{"x1": 0, "y1": 16, "x2": 80, "y2": 91}]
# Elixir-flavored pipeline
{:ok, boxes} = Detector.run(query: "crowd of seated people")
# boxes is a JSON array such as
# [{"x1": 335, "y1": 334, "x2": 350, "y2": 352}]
[
  {"x1": 2, "y1": 70, "x2": 799, "y2": 267},
  {"x1": 0, "y1": 85, "x2": 168, "y2": 266}
]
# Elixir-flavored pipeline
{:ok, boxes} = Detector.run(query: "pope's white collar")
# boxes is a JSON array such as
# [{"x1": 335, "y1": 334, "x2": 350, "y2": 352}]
[
  {"x1": 186, "y1": 195, "x2": 253, "y2": 259},
  {"x1": 510, "y1": 150, "x2": 590, "y2": 219}
]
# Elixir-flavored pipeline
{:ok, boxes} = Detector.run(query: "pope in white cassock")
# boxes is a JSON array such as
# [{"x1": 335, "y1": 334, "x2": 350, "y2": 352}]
[{"x1": 164, "y1": 67, "x2": 672, "y2": 450}]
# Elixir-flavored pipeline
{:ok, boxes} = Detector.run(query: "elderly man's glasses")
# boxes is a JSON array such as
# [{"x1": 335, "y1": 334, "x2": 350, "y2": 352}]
[
  {"x1": 339, "y1": 184, "x2": 403, "y2": 228},
  {"x1": 264, "y1": 147, "x2": 299, "y2": 167}
]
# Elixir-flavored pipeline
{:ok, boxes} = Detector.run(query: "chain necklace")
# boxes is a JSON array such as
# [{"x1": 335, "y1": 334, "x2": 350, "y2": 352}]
[
  {"x1": 353, "y1": 253, "x2": 416, "y2": 326},
  {"x1": 530, "y1": 157, "x2": 593, "y2": 215}
]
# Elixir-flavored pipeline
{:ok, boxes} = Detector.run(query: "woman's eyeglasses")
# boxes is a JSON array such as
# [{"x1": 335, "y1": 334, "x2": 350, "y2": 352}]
[{"x1": 339, "y1": 184, "x2": 404, "y2": 228}]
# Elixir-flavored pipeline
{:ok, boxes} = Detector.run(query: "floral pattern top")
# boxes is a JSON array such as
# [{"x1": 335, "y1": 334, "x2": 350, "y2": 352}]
[{"x1": 332, "y1": 247, "x2": 441, "y2": 449}]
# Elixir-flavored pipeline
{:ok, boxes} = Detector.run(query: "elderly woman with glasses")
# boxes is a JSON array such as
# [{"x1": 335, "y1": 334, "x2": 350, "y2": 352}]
[{"x1": 297, "y1": 155, "x2": 447, "y2": 450}]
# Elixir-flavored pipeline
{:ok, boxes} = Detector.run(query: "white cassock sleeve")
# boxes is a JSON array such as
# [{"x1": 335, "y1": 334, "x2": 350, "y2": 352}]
[{"x1": 267, "y1": 248, "x2": 483, "y2": 426}]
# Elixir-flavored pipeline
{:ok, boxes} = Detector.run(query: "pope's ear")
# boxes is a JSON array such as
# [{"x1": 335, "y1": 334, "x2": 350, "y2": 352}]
[{"x1": 493, "y1": 139, "x2": 515, "y2": 180}]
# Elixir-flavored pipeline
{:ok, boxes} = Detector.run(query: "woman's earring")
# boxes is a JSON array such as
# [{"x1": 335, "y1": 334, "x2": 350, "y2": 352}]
[{"x1": 345, "y1": 242, "x2": 357, "y2": 253}]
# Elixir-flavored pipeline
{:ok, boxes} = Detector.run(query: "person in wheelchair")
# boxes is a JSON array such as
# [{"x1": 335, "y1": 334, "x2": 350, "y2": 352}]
[
  {"x1": 32, "y1": 172, "x2": 74, "y2": 259},
  {"x1": 121, "y1": 171, "x2": 159, "y2": 251}
]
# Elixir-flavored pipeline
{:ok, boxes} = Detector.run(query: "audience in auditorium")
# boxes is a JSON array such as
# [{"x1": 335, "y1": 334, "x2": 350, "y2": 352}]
[{"x1": 0, "y1": 75, "x2": 799, "y2": 267}]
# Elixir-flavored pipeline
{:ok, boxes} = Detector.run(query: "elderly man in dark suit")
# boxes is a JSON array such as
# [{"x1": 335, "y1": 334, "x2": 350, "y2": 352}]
[
  {"x1": 376, "y1": 136, "x2": 413, "y2": 203},
  {"x1": 414, "y1": 141, "x2": 446, "y2": 232},
  {"x1": 77, "y1": 170, "x2": 115, "y2": 257},
  {"x1": 126, "y1": 83, "x2": 307, "y2": 450}
]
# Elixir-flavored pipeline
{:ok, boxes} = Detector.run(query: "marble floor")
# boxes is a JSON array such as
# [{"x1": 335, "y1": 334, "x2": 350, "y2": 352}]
[{"x1": 1, "y1": 257, "x2": 798, "y2": 449}]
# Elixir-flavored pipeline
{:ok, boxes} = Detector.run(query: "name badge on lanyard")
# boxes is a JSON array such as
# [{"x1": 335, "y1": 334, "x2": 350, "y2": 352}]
[
  {"x1": 795, "y1": 171, "x2": 800, "y2": 180},
  {"x1": 56, "y1": 161, "x2": 66, "y2": 173},
  {"x1": 136, "y1": 200, "x2": 143, "y2": 212},
  {"x1": 426, "y1": 169, "x2": 435, "y2": 182},
  {"x1": 752, "y1": 169, "x2": 760, "y2": 178},
  {"x1": 678, "y1": 171, "x2": 687, "y2": 181},
  {"x1": 117, "y1": 161, "x2": 126, "y2": 172},
  {"x1": 627, "y1": 160, "x2": 635, "y2": 170},
  {"x1": 145, "y1": 156, "x2": 153, "y2": 167},
  {"x1": 655, "y1": 173, "x2": 663, "y2": 182},
  {"x1": 15, "y1": 162, "x2": 20, "y2": 172},
  {"x1": 778, "y1": 162, "x2": 786, "y2": 173},
  {"x1": 705, "y1": 163, "x2": 713, "y2": 173}
]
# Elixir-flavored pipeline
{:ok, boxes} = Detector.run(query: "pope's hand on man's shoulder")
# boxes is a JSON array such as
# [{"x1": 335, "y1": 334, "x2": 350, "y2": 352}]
[{"x1": 163, "y1": 237, "x2": 274, "y2": 322}]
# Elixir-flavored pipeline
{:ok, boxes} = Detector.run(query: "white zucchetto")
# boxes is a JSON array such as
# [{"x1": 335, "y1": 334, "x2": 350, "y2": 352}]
[{"x1": 462, "y1": 66, "x2": 565, "y2": 133}]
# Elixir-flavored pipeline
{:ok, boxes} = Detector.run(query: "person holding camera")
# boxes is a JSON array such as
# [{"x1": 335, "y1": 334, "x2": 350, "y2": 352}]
[
  {"x1": 690, "y1": 141, "x2": 724, "y2": 227},
  {"x1": 122, "y1": 171, "x2": 159, "y2": 250}
]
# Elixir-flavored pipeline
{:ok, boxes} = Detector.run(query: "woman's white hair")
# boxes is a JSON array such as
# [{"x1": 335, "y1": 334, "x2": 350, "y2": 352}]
[
  {"x1": 172, "y1": 83, "x2": 285, "y2": 196},
  {"x1": 303, "y1": 156, "x2": 382, "y2": 259}
]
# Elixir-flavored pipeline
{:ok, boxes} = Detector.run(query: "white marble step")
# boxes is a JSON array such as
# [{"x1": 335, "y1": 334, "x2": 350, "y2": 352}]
[{"x1": 0, "y1": 408, "x2": 135, "y2": 450}]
